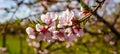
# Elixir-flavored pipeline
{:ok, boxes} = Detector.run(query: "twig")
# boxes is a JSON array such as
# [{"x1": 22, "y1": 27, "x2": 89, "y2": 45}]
[
  {"x1": 44, "y1": 41, "x2": 56, "y2": 49},
  {"x1": 2, "y1": 24, "x2": 7, "y2": 47},
  {"x1": 112, "y1": 13, "x2": 120, "y2": 26},
  {"x1": 93, "y1": 12, "x2": 120, "y2": 38},
  {"x1": 78, "y1": 0, "x2": 120, "y2": 38},
  {"x1": 9, "y1": 0, "x2": 24, "y2": 20},
  {"x1": 78, "y1": 0, "x2": 105, "y2": 23}
]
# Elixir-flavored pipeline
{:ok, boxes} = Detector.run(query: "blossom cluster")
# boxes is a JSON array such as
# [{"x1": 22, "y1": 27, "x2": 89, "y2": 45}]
[{"x1": 26, "y1": 9, "x2": 87, "y2": 48}]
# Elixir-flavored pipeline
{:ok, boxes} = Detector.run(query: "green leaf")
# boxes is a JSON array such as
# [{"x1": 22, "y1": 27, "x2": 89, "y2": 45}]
[
  {"x1": 91, "y1": 5, "x2": 97, "y2": 8},
  {"x1": 64, "y1": 26, "x2": 69, "y2": 29},
  {"x1": 83, "y1": 20, "x2": 87, "y2": 25},
  {"x1": 80, "y1": 1, "x2": 90, "y2": 11},
  {"x1": 55, "y1": 18, "x2": 59, "y2": 27},
  {"x1": 15, "y1": 17, "x2": 22, "y2": 24},
  {"x1": 31, "y1": 17, "x2": 47, "y2": 26}
]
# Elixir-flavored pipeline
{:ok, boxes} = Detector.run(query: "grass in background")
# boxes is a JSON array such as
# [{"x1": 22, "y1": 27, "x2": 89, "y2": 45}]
[
  {"x1": 0, "y1": 34, "x2": 120, "y2": 54},
  {"x1": 0, "y1": 34, "x2": 34, "y2": 54}
]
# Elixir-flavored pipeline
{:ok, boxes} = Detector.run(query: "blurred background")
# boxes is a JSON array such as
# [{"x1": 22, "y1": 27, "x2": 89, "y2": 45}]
[{"x1": 0, "y1": 0, "x2": 120, "y2": 54}]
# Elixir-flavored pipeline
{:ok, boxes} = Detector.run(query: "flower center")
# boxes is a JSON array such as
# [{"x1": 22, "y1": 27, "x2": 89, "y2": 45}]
[
  {"x1": 57, "y1": 32, "x2": 64, "y2": 37},
  {"x1": 48, "y1": 19, "x2": 52, "y2": 25},
  {"x1": 41, "y1": 27, "x2": 48, "y2": 34}
]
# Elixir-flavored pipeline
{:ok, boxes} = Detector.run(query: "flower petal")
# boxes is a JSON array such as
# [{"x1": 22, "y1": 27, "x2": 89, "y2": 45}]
[{"x1": 36, "y1": 24, "x2": 43, "y2": 32}]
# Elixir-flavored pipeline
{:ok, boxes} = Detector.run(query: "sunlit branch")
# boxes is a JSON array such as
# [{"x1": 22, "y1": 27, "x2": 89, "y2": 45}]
[
  {"x1": 78, "y1": 0, "x2": 105, "y2": 23},
  {"x1": 77, "y1": 0, "x2": 120, "y2": 38}
]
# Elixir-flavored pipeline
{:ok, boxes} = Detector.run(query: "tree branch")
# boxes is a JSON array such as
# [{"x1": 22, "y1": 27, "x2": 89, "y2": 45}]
[
  {"x1": 112, "y1": 13, "x2": 120, "y2": 26},
  {"x1": 10, "y1": 0, "x2": 24, "y2": 20},
  {"x1": 93, "y1": 11, "x2": 120, "y2": 38},
  {"x1": 77, "y1": 0, "x2": 120, "y2": 38},
  {"x1": 78, "y1": 0, "x2": 105, "y2": 23}
]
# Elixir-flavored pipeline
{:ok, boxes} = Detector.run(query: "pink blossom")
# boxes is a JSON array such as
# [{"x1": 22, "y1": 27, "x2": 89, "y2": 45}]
[
  {"x1": 48, "y1": 26, "x2": 56, "y2": 32},
  {"x1": 58, "y1": 9, "x2": 74, "y2": 28},
  {"x1": 36, "y1": 24, "x2": 48, "y2": 32},
  {"x1": 38, "y1": 31, "x2": 52, "y2": 41},
  {"x1": 64, "y1": 28, "x2": 76, "y2": 48},
  {"x1": 36, "y1": 24, "x2": 52, "y2": 41},
  {"x1": 65, "y1": 28, "x2": 77, "y2": 42},
  {"x1": 72, "y1": 25, "x2": 84, "y2": 37},
  {"x1": 53, "y1": 29, "x2": 67, "y2": 41},
  {"x1": 26, "y1": 9, "x2": 86, "y2": 47},
  {"x1": 41, "y1": 12, "x2": 57, "y2": 26},
  {"x1": 26, "y1": 27, "x2": 36, "y2": 39},
  {"x1": 75, "y1": 29, "x2": 84, "y2": 37},
  {"x1": 67, "y1": 33, "x2": 76, "y2": 41}
]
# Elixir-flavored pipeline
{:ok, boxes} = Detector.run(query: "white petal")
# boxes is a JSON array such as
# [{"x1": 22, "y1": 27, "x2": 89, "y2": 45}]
[
  {"x1": 26, "y1": 27, "x2": 34, "y2": 35},
  {"x1": 29, "y1": 35, "x2": 35, "y2": 39},
  {"x1": 36, "y1": 24, "x2": 42, "y2": 32}
]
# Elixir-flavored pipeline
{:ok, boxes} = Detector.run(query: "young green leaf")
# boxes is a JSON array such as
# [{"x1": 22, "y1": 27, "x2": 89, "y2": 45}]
[
  {"x1": 83, "y1": 20, "x2": 87, "y2": 25},
  {"x1": 80, "y1": 1, "x2": 91, "y2": 11}
]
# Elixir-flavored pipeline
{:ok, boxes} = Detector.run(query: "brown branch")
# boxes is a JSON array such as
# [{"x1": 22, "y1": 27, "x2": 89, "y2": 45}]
[
  {"x1": 10, "y1": 0, "x2": 24, "y2": 21},
  {"x1": 112, "y1": 17, "x2": 119, "y2": 26},
  {"x1": 112, "y1": 13, "x2": 120, "y2": 26},
  {"x1": 44, "y1": 41, "x2": 56, "y2": 50},
  {"x1": 25, "y1": 0, "x2": 41, "y2": 6},
  {"x1": 91, "y1": 1, "x2": 120, "y2": 38},
  {"x1": 93, "y1": 11, "x2": 120, "y2": 38},
  {"x1": 20, "y1": 0, "x2": 104, "y2": 23},
  {"x1": 77, "y1": 0, "x2": 120, "y2": 38},
  {"x1": 78, "y1": 0, "x2": 105, "y2": 23}
]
